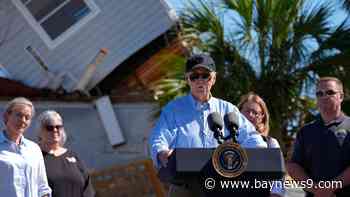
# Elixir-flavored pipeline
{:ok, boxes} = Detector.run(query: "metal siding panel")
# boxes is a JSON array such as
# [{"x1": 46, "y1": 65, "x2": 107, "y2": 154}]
[{"x1": 0, "y1": 101, "x2": 155, "y2": 170}]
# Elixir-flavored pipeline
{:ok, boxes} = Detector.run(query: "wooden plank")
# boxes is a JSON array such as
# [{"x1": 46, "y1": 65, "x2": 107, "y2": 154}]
[{"x1": 91, "y1": 159, "x2": 166, "y2": 197}]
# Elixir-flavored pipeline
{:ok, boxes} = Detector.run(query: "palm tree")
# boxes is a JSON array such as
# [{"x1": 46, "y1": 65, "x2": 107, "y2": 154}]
[
  {"x1": 343, "y1": 0, "x2": 350, "y2": 12},
  {"x1": 152, "y1": 0, "x2": 350, "y2": 151}
]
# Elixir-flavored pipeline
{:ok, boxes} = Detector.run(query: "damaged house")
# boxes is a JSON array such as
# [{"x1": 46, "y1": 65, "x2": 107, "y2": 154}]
[{"x1": 0, "y1": 0, "x2": 186, "y2": 196}]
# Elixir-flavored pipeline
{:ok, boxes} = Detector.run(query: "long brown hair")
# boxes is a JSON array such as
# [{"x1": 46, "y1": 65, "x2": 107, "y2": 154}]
[{"x1": 238, "y1": 92, "x2": 270, "y2": 136}]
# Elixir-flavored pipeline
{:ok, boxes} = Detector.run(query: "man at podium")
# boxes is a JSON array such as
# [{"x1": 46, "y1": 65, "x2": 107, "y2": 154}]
[{"x1": 149, "y1": 54, "x2": 267, "y2": 196}]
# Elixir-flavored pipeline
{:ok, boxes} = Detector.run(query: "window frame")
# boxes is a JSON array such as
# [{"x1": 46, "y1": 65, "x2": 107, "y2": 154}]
[{"x1": 12, "y1": 0, "x2": 100, "y2": 49}]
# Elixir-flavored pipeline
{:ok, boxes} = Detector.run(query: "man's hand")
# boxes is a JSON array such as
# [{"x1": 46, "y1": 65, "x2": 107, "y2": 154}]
[
  {"x1": 313, "y1": 189, "x2": 335, "y2": 197},
  {"x1": 312, "y1": 184, "x2": 336, "y2": 197},
  {"x1": 157, "y1": 149, "x2": 173, "y2": 167}
]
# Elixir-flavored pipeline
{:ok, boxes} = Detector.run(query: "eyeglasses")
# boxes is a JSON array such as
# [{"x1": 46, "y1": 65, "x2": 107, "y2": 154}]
[
  {"x1": 11, "y1": 111, "x2": 32, "y2": 121},
  {"x1": 189, "y1": 72, "x2": 211, "y2": 82},
  {"x1": 316, "y1": 90, "x2": 339, "y2": 98},
  {"x1": 45, "y1": 125, "x2": 63, "y2": 131},
  {"x1": 243, "y1": 109, "x2": 264, "y2": 118}
]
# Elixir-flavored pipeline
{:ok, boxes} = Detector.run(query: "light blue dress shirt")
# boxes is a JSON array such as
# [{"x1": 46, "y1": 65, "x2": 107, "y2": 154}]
[
  {"x1": 0, "y1": 131, "x2": 51, "y2": 197},
  {"x1": 266, "y1": 137, "x2": 285, "y2": 196},
  {"x1": 149, "y1": 94, "x2": 267, "y2": 167}
]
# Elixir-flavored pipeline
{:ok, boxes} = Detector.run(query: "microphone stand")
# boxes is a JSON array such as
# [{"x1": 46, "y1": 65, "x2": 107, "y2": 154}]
[
  {"x1": 224, "y1": 126, "x2": 238, "y2": 143},
  {"x1": 214, "y1": 128, "x2": 224, "y2": 144}
]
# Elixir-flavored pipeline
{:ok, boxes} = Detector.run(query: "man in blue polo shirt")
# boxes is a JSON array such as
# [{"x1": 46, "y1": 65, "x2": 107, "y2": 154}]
[
  {"x1": 149, "y1": 54, "x2": 267, "y2": 196},
  {"x1": 288, "y1": 77, "x2": 350, "y2": 197}
]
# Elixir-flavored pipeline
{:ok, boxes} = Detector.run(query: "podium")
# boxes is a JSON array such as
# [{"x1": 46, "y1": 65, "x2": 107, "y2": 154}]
[{"x1": 159, "y1": 148, "x2": 285, "y2": 197}]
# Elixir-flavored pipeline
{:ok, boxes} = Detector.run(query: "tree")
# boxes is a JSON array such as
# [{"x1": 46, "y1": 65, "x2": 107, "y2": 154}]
[
  {"x1": 152, "y1": 0, "x2": 350, "y2": 152},
  {"x1": 343, "y1": 0, "x2": 350, "y2": 13}
]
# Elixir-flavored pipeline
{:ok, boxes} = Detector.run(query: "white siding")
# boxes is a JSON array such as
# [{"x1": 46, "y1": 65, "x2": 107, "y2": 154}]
[
  {"x1": 0, "y1": 0, "x2": 174, "y2": 91},
  {"x1": 0, "y1": 101, "x2": 157, "y2": 170}
]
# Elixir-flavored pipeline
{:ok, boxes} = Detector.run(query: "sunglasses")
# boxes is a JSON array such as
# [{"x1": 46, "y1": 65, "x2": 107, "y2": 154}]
[
  {"x1": 316, "y1": 90, "x2": 339, "y2": 98},
  {"x1": 189, "y1": 72, "x2": 211, "y2": 82},
  {"x1": 45, "y1": 125, "x2": 63, "y2": 131}
]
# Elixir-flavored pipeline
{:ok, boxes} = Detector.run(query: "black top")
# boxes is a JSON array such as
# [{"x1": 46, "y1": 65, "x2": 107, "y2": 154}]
[
  {"x1": 291, "y1": 118, "x2": 350, "y2": 197},
  {"x1": 43, "y1": 150, "x2": 95, "y2": 197}
]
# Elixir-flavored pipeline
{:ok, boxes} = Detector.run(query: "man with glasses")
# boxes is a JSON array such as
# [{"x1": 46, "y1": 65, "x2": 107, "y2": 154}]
[
  {"x1": 0, "y1": 97, "x2": 51, "y2": 197},
  {"x1": 288, "y1": 77, "x2": 350, "y2": 197},
  {"x1": 149, "y1": 54, "x2": 266, "y2": 196}
]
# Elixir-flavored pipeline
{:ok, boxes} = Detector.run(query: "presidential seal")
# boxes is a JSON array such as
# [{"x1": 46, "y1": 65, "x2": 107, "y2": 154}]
[{"x1": 212, "y1": 142, "x2": 248, "y2": 178}]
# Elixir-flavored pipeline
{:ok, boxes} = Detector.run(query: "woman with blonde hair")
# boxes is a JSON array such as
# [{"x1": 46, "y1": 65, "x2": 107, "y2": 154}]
[
  {"x1": 238, "y1": 92, "x2": 279, "y2": 146},
  {"x1": 37, "y1": 110, "x2": 95, "y2": 197},
  {"x1": 238, "y1": 92, "x2": 284, "y2": 197}
]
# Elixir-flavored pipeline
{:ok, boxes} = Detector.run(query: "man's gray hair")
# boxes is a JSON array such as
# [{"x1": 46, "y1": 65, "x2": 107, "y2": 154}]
[
  {"x1": 5, "y1": 97, "x2": 35, "y2": 116},
  {"x1": 37, "y1": 110, "x2": 67, "y2": 146}
]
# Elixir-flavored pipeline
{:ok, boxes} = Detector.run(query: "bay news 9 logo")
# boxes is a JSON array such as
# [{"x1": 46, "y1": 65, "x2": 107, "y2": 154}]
[{"x1": 212, "y1": 142, "x2": 248, "y2": 178}]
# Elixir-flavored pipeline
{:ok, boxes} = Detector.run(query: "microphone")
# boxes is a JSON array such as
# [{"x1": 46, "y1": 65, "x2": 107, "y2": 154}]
[
  {"x1": 208, "y1": 112, "x2": 224, "y2": 144},
  {"x1": 224, "y1": 112, "x2": 240, "y2": 143}
]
